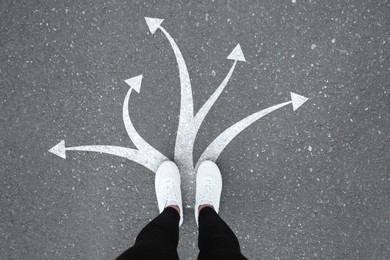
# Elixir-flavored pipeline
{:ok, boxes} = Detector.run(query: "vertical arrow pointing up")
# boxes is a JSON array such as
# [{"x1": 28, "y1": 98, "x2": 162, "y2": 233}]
[
  {"x1": 122, "y1": 73, "x2": 166, "y2": 161},
  {"x1": 227, "y1": 44, "x2": 246, "y2": 62},
  {"x1": 145, "y1": 17, "x2": 195, "y2": 168}
]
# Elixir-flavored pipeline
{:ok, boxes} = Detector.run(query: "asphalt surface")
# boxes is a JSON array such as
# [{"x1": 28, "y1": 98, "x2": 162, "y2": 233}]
[{"x1": 1, "y1": 0, "x2": 389, "y2": 259}]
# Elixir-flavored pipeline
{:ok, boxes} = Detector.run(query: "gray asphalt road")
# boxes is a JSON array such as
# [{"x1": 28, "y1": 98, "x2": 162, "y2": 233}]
[{"x1": 1, "y1": 0, "x2": 389, "y2": 259}]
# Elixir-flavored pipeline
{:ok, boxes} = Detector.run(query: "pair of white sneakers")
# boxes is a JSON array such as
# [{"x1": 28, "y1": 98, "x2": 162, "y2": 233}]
[{"x1": 155, "y1": 160, "x2": 222, "y2": 226}]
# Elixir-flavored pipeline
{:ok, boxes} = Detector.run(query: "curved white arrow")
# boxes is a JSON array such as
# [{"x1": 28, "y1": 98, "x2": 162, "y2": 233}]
[
  {"x1": 172, "y1": 44, "x2": 246, "y2": 170},
  {"x1": 197, "y1": 92, "x2": 309, "y2": 164},
  {"x1": 48, "y1": 140, "x2": 164, "y2": 172},
  {"x1": 194, "y1": 44, "x2": 246, "y2": 133},
  {"x1": 123, "y1": 74, "x2": 144, "y2": 148},
  {"x1": 123, "y1": 75, "x2": 167, "y2": 161},
  {"x1": 145, "y1": 17, "x2": 194, "y2": 164}
]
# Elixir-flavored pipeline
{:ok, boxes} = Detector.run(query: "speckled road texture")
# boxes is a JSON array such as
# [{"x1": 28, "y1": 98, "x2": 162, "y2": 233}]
[{"x1": 1, "y1": 0, "x2": 389, "y2": 259}]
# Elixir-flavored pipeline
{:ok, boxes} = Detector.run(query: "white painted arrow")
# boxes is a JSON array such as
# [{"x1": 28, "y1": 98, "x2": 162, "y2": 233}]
[
  {"x1": 48, "y1": 140, "x2": 165, "y2": 172},
  {"x1": 49, "y1": 74, "x2": 169, "y2": 172},
  {"x1": 123, "y1": 74, "x2": 168, "y2": 161},
  {"x1": 145, "y1": 17, "x2": 195, "y2": 165},
  {"x1": 124, "y1": 74, "x2": 142, "y2": 93},
  {"x1": 174, "y1": 44, "x2": 246, "y2": 170},
  {"x1": 49, "y1": 140, "x2": 66, "y2": 159},
  {"x1": 227, "y1": 44, "x2": 246, "y2": 62},
  {"x1": 194, "y1": 44, "x2": 246, "y2": 132},
  {"x1": 197, "y1": 92, "x2": 309, "y2": 164},
  {"x1": 145, "y1": 17, "x2": 164, "y2": 35},
  {"x1": 291, "y1": 92, "x2": 309, "y2": 111}
]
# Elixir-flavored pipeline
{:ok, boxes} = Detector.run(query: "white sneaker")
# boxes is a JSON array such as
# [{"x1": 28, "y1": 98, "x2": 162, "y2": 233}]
[
  {"x1": 195, "y1": 161, "x2": 223, "y2": 226},
  {"x1": 155, "y1": 161, "x2": 183, "y2": 226}
]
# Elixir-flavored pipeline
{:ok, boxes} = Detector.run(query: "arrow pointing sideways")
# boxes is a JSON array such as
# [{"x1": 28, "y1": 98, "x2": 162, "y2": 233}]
[
  {"x1": 145, "y1": 17, "x2": 164, "y2": 34},
  {"x1": 48, "y1": 141, "x2": 165, "y2": 172},
  {"x1": 196, "y1": 92, "x2": 309, "y2": 164},
  {"x1": 49, "y1": 140, "x2": 66, "y2": 159},
  {"x1": 290, "y1": 92, "x2": 309, "y2": 111},
  {"x1": 227, "y1": 44, "x2": 246, "y2": 62},
  {"x1": 124, "y1": 74, "x2": 143, "y2": 93}
]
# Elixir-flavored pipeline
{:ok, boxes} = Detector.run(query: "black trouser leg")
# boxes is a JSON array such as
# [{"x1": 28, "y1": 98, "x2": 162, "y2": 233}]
[
  {"x1": 116, "y1": 207, "x2": 180, "y2": 260},
  {"x1": 198, "y1": 207, "x2": 247, "y2": 260}
]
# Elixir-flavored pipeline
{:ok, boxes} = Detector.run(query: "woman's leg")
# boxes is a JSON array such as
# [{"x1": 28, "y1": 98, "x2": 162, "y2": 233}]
[
  {"x1": 198, "y1": 207, "x2": 247, "y2": 260},
  {"x1": 116, "y1": 207, "x2": 180, "y2": 260},
  {"x1": 117, "y1": 161, "x2": 183, "y2": 260},
  {"x1": 195, "y1": 161, "x2": 247, "y2": 260}
]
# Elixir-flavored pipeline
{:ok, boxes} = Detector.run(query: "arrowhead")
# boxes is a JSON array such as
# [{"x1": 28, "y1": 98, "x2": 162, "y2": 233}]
[
  {"x1": 227, "y1": 44, "x2": 246, "y2": 62},
  {"x1": 49, "y1": 140, "x2": 66, "y2": 159},
  {"x1": 124, "y1": 75, "x2": 143, "y2": 93},
  {"x1": 145, "y1": 17, "x2": 164, "y2": 34},
  {"x1": 290, "y1": 92, "x2": 309, "y2": 111}
]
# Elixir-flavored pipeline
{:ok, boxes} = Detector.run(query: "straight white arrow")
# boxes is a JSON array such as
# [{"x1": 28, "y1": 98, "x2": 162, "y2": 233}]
[
  {"x1": 197, "y1": 92, "x2": 309, "y2": 164},
  {"x1": 145, "y1": 17, "x2": 195, "y2": 165},
  {"x1": 48, "y1": 140, "x2": 164, "y2": 172}
]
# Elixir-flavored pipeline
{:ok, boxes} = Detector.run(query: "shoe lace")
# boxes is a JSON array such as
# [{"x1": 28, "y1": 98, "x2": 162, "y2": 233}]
[
  {"x1": 163, "y1": 179, "x2": 177, "y2": 206},
  {"x1": 199, "y1": 178, "x2": 214, "y2": 204}
]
